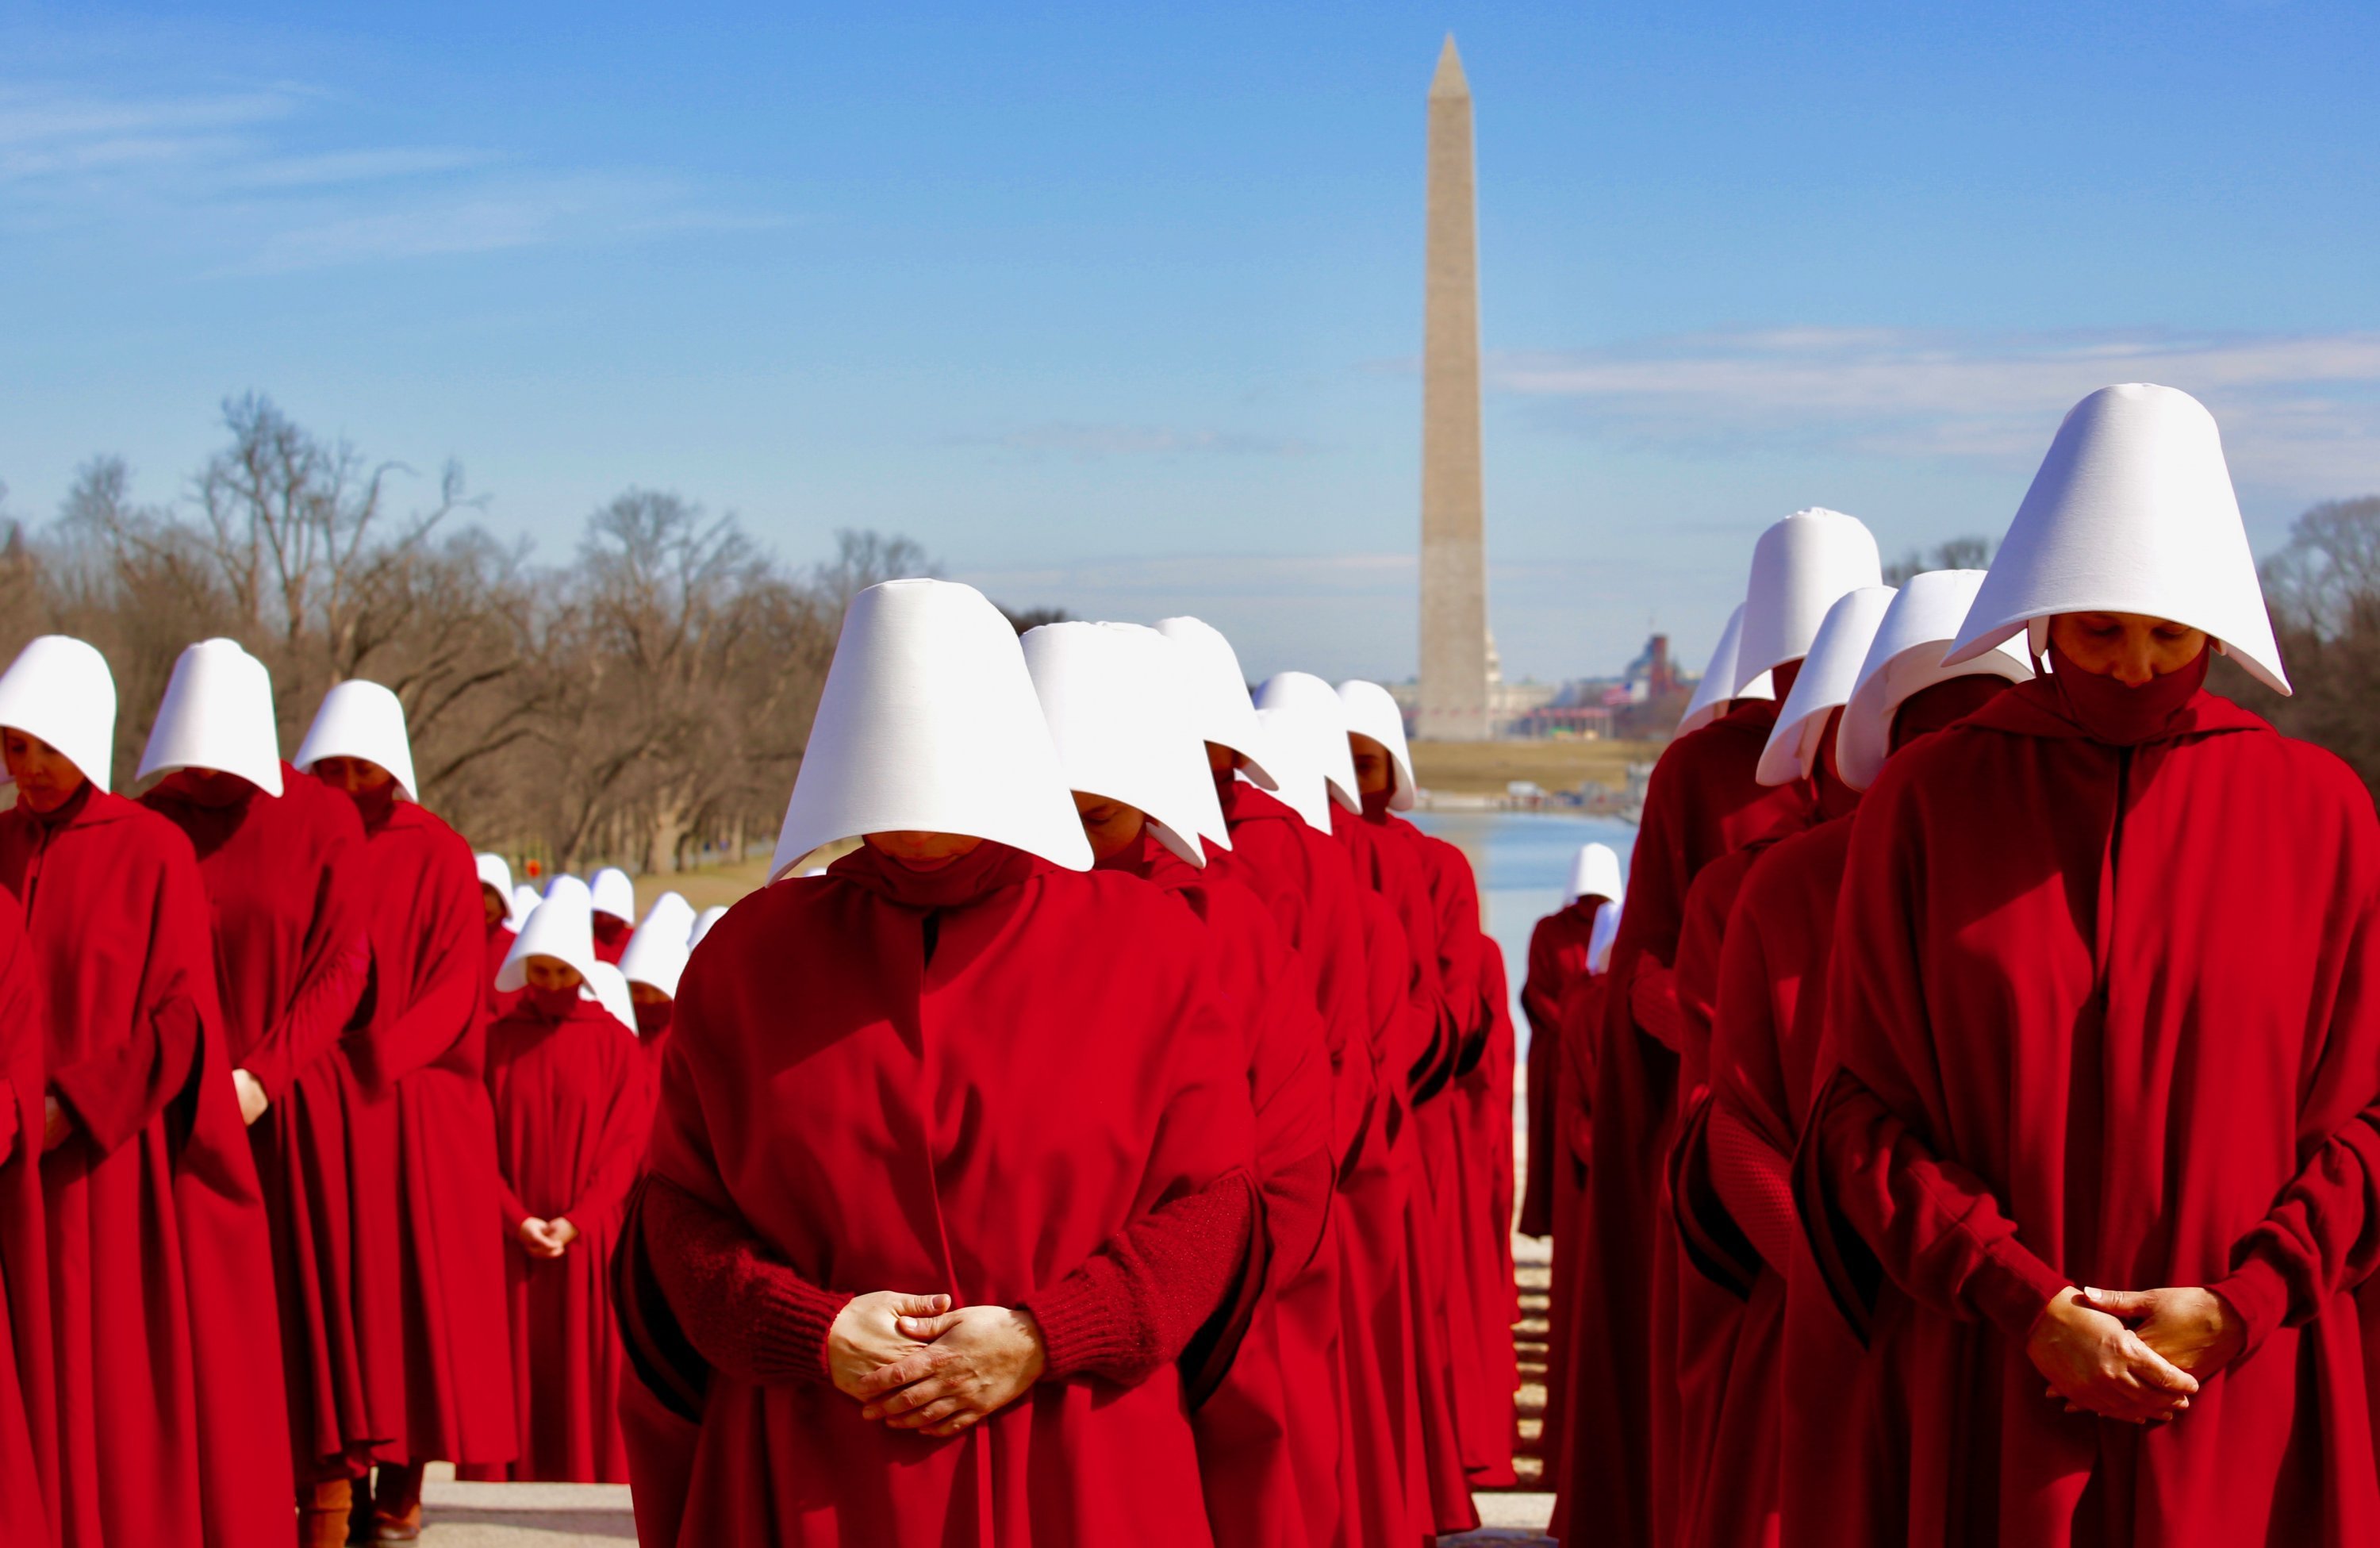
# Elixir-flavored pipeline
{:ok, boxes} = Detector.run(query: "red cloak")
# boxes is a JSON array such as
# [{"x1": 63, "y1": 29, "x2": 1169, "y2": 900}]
[
  {"x1": 344, "y1": 797, "x2": 516, "y2": 1467},
  {"x1": 0, "y1": 786, "x2": 295, "y2": 1546},
  {"x1": 1799, "y1": 678, "x2": 2380, "y2": 1545},
  {"x1": 1555, "y1": 694, "x2": 1809, "y2": 1545},
  {"x1": 1206, "y1": 778, "x2": 1417, "y2": 1546},
  {"x1": 142, "y1": 766, "x2": 378, "y2": 1477},
  {"x1": 627, "y1": 843, "x2": 1259, "y2": 1546},
  {"x1": 1519, "y1": 898, "x2": 1602, "y2": 1238},
  {"x1": 1332, "y1": 802, "x2": 1480, "y2": 1533},
  {"x1": 1541, "y1": 955, "x2": 1606, "y2": 1473},
  {"x1": 1414, "y1": 829, "x2": 1519, "y2": 1485},
  {"x1": 1111, "y1": 834, "x2": 1337, "y2": 1548},
  {"x1": 0, "y1": 894, "x2": 52, "y2": 1548},
  {"x1": 466, "y1": 995, "x2": 651, "y2": 1482}
]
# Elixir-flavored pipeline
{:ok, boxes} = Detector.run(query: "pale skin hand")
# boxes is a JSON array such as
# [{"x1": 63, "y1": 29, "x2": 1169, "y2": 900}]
[
  {"x1": 516, "y1": 1217, "x2": 567, "y2": 1260},
  {"x1": 232, "y1": 1069, "x2": 269, "y2": 1126},
  {"x1": 2079, "y1": 1286, "x2": 2248, "y2": 1382},
  {"x1": 2026, "y1": 1285, "x2": 2199, "y2": 1423},
  {"x1": 854, "y1": 1304, "x2": 1049, "y2": 1438},
  {"x1": 827, "y1": 1291, "x2": 955, "y2": 1400}
]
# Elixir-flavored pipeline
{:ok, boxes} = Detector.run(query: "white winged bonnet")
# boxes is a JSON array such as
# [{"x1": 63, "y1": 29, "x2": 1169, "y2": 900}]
[
  {"x1": 582, "y1": 962, "x2": 635, "y2": 1031},
  {"x1": 475, "y1": 853, "x2": 516, "y2": 915},
  {"x1": 1250, "y1": 708, "x2": 1335, "y2": 834},
  {"x1": 1944, "y1": 383, "x2": 2288, "y2": 694},
  {"x1": 137, "y1": 638, "x2": 284, "y2": 795},
  {"x1": 1678, "y1": 606, "x2": 1769, "y2": 737},
  {"x1": 0, "y1": 635, "x2": 118, "y2": 793},
  {"x1": 1838, "y1": 570, "x2": 2034, "y2": 791},
  {"x1": 590, "y1": 866, "x2": 636, "y2": 924},
  {"x1": 1587, "y1": 887, "x2": 1625, "y2": 975},
  {"x1": 1253, "y1": 673, "x2": 1361, "y2": 815},
  {"x1": 497, "y1": 890, "x2": 601, "y2": 992},
  {"x1": 769, "y1": 579, "x2": 1092, "y2": 880},
  {"x1": 1734, "y1": 509, "x2": 1884, "y2": 693},
  {"x1": 511, "y1": 884, "x2": 543, "y2": 928},
  {"x1": 619, "y1": 891, "x2": 698, "y2": 998},
  {"x1": 1564, "y1": 842, "x2": 1624, "y2": 907},
  {"x1": 1022, "y1": 621, "x2": 1223, "y2": 868},
  {"x1": 1756, "y1": 586, "x2": 1898, "y2": 786},
  {"x1": 294, "y1": 680, "x2": 420, "y2": 801},
  {"x1": 689, "y1": 905, "x2": 730, "y2": 948},
  {"x1": 1338, "y1": 679, "x2": 1418, "y2": 812},
  {"x1": 1152, "y1": 616, "x2": 1279, "y2": 789}
]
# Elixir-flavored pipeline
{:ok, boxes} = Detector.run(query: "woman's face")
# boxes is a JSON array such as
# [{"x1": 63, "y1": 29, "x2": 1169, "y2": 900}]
[
  {"x1": 313, "y1": 755, "x2": 395, "y2": 795},
  {"x1": 2, "y1": 728, "x2": 86, "y2": 813},
  {"x1": 1204, "y1": 742, "x2": 1240, "y2": 776},
  {"x1": 482, "y1": 885, "x2": 511, "y2": 928},
  {"x1": 628, "y1": 981, "x2": 672, "y2": 1009},
  {"x1": 1071, "y1": 791, "x2": 1149, "y2": 862},
  {"x1": 863, "y1": 831, "x2": 985, "y2": 868},
  {"x1": 1349, "y1": 734, "x2": 1396, "y2": 799},
  {"x1": 2048, "y1": 612, "x2": 2209, "y2": 686},
  {"x1": 524, "y1": 955, "x2": 584, "y2": 993}
]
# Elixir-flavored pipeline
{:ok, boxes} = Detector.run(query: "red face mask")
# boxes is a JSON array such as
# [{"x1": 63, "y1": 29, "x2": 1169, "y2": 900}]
[
  {"x1": 527, "y1": 984, "x2": 582, "y2": 1020},
  {"x1": 634, "y1": 998, "x2": 674, "y2": 1038},
  {"x1": 2045, "y1": 641, "x2": 2211, "y2": 747}
]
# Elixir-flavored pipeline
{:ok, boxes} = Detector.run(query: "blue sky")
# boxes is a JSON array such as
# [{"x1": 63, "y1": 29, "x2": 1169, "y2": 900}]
[{"x1": 4, "y1": 1, "x2": 2377, "y2": 682}]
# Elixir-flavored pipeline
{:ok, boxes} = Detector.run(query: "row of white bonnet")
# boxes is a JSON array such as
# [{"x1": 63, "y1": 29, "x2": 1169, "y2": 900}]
[
  {"x1": 1682, "y1": 382, "x2": 2291, "y2": 748},
  {"x1": 492, "y1": 885, "x2": 635, "y2": 1026},
  {"x1": 0, "y1": 636, "x2": 420, "y2": 807},
  {"x1": 761, "y1": 577, "x2": 1426, "y2": 882}
]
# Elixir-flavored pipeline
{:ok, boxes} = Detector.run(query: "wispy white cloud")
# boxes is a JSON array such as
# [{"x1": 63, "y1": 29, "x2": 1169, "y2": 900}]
[
  {"x1": 957, "y1": 423, "x2": 1318, "y2": 460},
  {"x1": 0, "y1": 78, "x2": 775, "y2": 271},
  {"x1": 1488, "y1": 326, "x2": 2380, "y2": 497}
]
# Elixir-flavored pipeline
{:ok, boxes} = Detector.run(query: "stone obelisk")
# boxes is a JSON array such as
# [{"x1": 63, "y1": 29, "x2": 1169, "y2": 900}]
[{"x1": 1418, "y1": 34, "x2": 1492, "y2": 742}]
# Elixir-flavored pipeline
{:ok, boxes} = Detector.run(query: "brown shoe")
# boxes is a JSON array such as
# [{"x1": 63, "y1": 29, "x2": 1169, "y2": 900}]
[
  {"x1": 371, "y1": 1462, "x2": 425, "y2": 1542},
  {"x1": 298, "y1": 1479, "x2": 353, "y2": 1548}
]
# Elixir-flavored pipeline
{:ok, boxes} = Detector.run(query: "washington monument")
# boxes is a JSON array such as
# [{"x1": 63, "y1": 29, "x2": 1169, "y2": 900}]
[{"x1": 1416, "y1": 34, "x2": 1493, "y2": 743}]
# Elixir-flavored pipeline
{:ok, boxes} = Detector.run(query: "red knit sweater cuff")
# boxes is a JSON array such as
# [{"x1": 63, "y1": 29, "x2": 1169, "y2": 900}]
[{"x1": 1025, "y1": 1263, "x2": 1152, "y2": 1382}]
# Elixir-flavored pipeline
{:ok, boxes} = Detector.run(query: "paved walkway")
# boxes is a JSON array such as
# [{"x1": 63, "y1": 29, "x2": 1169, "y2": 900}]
[{"x1": 407, "y1": 1469, "x2": 1555, "y2": 1544}]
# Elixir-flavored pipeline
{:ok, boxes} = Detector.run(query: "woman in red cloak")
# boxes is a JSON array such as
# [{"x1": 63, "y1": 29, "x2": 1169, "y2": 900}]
[
  {"x1": 1799, "y1": 384, "x2": 2380, "y2": 1545},
  {"x1": 1157, "y1": 614, "x2": 1419, "y2": 1546},
  {"x1": 1257, "y1": 674, "x2": 1477, "y2": 1534},
  {"x1": 1672, "y1": 571, "x2": 2028, "y2": 1548},
  {"x1": 589, "y1": 869, "x2": 636, "y2": 964},
  {"x1": 1342, "y1": 676, "x2": 1520, "y2": 1487},
  {"x1": 476, "y1": 854, "x2": 522, "y2": 1019},
  {"x1": 466, "y1": 891, "x2": 649, "y2": 1482},
  {"x1": 1558, "y1": 506, "x2": 1878, "y2": 1547},
  {"x1": 1520, "y1": 843, "x2": 1623, "y2": 1240},
  {"x1": 1025, "y1": 618, "x2": 1338, "y2": 1548},
  {"x1": 615, "y1": 579, "x2": 1261, "y2": 1546},
  {"x1": 295, "y1": 678, "x2": 516, "y2": 1540},
  {"x1": 0, "y1": 889, "x2": 51, "y2": 1548},
  {"x1": 0, "y1": 633, "x2": 295, "y2": 1548},
  {"x1": 136, "y1": 640, "x2": 381, "y2": 1546},
  {"x1": 616, "y1": 892, "x2": 697, "y2": 1087}
]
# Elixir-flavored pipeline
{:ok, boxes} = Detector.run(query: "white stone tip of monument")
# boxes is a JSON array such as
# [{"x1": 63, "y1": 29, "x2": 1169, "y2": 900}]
[{"x1": 1430, "y1": 34, "x2": 1469, "y2": 98}]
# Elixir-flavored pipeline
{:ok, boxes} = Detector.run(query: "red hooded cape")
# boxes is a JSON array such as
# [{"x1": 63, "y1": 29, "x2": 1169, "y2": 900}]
[
  {"x1": 1110, "y1": 833, "x2": 1337, "y2": 1548},
  {"x1": 344, "y1": 796, "x2": 516, "y2": 1467},
  {"x1": 1207, "y1": 778, "x2": 1419, "y2": 1546},
  {"x1": 0, "y1": 786, "x2": 294, "y2": 1546},
  {"x1": 1799, "y1": 678, "x2": 2380, "y2": 1545},
  {"x1": 1413, "y1": 828, "x2": 1519, "y2": 1485},
  {"x1": 465, "y1": 994, "x2": 651, "y2": 1482},
  {"x1": 1520, "y1": 898, "x2": 1602, "y2": 1238},
  {"x1": 622, "y1": 843, "x2": 1259, "y2": 1546},
  {"x1": 142, "y1": 766, "x2": 378, "y2": 1477},
  {"x1": 1332, "y1": 802, "x2": 1479, "y2": 1533},
  {"x1": 0, "y1": 894, "x2": 52, "y2": 1548},
  {"x1": 1555, "y1": 695, "x2": 1809, "y2": 1545}
]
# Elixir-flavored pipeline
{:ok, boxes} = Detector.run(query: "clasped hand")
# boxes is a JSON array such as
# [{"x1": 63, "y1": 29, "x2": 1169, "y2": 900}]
[
  {"x1": 827, "y1": 1290, "x2": 1047, "y2": 1439},
  {"x1": 2025, "y1": 1284, "x2": 2245, "y2": 1424}
]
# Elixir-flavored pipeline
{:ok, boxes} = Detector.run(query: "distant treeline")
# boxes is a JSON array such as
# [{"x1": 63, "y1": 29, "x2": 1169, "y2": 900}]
[{"x1": 0, "y1": 394, "x2": 1063, "y2": 875}]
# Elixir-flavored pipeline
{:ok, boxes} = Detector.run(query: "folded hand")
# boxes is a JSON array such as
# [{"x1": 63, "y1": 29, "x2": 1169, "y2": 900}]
[
  {"x1": 2079, "y1": 1285, "x2": 2246, "y2": 1381},
  {"x1": 827, "y1": 1291, "x2": 954, "y2": 1400},
  {"x1": 2026, "y1": 1285, "x2": 2198, "y2": 1424},
  {"x1": 854, "y1": 1304, "x2": 1047, "y2": 1439}
]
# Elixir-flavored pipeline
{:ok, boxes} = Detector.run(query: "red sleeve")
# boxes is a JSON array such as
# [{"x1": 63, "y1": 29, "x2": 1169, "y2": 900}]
[
  {"x1": 242, "y1": 936, "x2": 370, "y2": 1103},
  {"x1": 2205, "y1": 1104, "x2": 2380, "y2": 1358},
  {"x1": 641, "y1": 1175, "x2": 850, "y2": 1388},
  {"x1": 50, "y1": 996, "x2": 202, "y2": 1158},
  {"x1": 566, "y1": 1044, "x2": 656, "y2": 1229},
  {"x1": 1707, "y1": 1104, "x2": 1798, "y2": 1275},
  {"x1": 1019, "y1": 1170, "x2": 1260, "y2": 1386},
  {"x1": 1631, "y1": 962, "x2": 1683, "y2": 1056},
  {"x1": 0, "y1": 1077, "x2": 15, "y2": 1163},
  {"x1": 496, "y1": 1178, "x2": 532, "y2": 1233},
  {"x1": 1802, "y1": 1070, "x2": 2069, "y2": 1342},
  {"x1": 365, "y1": 843, "x2": 486, "y2": 1089}
]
